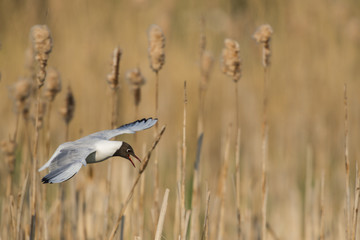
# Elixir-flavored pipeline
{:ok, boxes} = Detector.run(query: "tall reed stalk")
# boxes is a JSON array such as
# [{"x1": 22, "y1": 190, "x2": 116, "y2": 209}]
[
  {"x1": 235, "y1": 129, "x2": 241, "y2": 239},
  {"x1": 181, "y1": 81, "x2": 188, "y2": 240},
  {"x1": 352, "y1": 163, "x2": 360, "y2": 240},
  {"x1": 221, "y1": 37, "x2": 242, "y2": 239},
  {"x1": 155, "y1": 188, "x2": 170, "y2": 240},
  {"x1": 29, "y1": 24, "x2": 53, "y2": 240},
  {"x1": 253, "y1": 24, "x2": 273, "y2": 240},
  {"x1": 42, "y1": 67, "x2": 61, "y2": 240},
  {"x1": 59, "y1": 85, "x2": 75, "y2": 240},
  {"x1": 175, "y1": 141, "x2": 182, "y2": 239},
  {"x1": 44, "y1": 67, "x2": 61, "y2": 157},
  {"x1": 104, "y1": 47, "x2": 122, "y2": 236},
  {"x1": 148, "y1": 24, "x2": 165, "y2": 223},
  {"x1": 16, "y1": 173, "x2": 29, "y2": 240},
  {"x1": 125, "y1": 67, "x2": 146, "y2": 237},
  {"x1": 304, "y1": 146, "x2": 314, "y2": 240},
  {"x1": 191, "y1": 19, "x2": 214, "y2": 240},
  {"x1": 201, "y1": 190, "x2": 211, "y2": 240},
  {"x1": 319, "y1": 171, "x2": 325, "y2": 240},
  {"x1": 108, "y1": 125, "x2": 166, "y2": 240},
  {"x1": 216, "y1": 126, "x2": 231, "y2": 240},
  {"x1": 344, "y1": 83, "x2": 351, "y2": 240}
]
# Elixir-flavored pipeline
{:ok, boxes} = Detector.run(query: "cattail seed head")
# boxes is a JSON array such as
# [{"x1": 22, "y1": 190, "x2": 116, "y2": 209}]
[
  {"x1": 60, "y1": 86, "x2": 75, "y2": 125},
  {"x1": 253, "y1": 24, "x2": 273, "y2": 68},
  {"x1": 147, "y1": 24, "x2": 165, "y2": 73},
  {"x1": 200, "y1": 50, "x2": 214, "y2": 89},
  {"x1": 44, "y1": 67, "x2": 62, "y2": 101},
  {"x1": 126, "y1": 68, "x2": 146, "y2": 106},
  {"x1": 30, "y1": 25, "x2": 53, "y2": 87},
  {"x1": 221, "y1": 38, "x2": 242, "y2": 82},
  {"x1": 253, "y1": 24, "x2": 273, "y2": 44},
  {"x1": 11, "y1": 77, "x2": 33, "y2": 113},
  {"x1": 30, "y1": 25, "x2": 53, "y2": 62},
  {"x1": 126, "y1": 68, "x2": 146, "y2": 88},
  {"x1": 107, "y1": 47, "x2": 122, "y2": 90}
]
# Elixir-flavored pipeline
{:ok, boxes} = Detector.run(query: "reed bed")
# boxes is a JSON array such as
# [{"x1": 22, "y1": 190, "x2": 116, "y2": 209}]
[{"x1": 1, "y1": 0, "x2": 360, "y2": 239}]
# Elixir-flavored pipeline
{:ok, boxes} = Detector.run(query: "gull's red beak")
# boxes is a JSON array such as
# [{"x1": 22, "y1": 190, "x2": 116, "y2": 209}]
[{"x1": 128, "y1": 153, "x2": 141, "y2": 168}]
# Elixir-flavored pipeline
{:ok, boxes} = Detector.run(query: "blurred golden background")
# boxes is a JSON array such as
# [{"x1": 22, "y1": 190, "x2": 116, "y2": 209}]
[{"x1": 1, "y1": 0, "x2": 360, "y2": 239}]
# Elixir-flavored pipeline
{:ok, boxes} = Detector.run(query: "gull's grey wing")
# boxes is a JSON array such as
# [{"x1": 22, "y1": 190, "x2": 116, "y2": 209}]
[
  {"x1": 48, "y1": 147, "x2": 90, "y2": 172},
  {"x1": 84, "y1": 118, "x2": 158, "y2": 140},
  {"x1": 38, "y1": 141, "x2": 74, "y2": 171},
  {"x1": 40, "y1": 145, "x2": 93, "y2": 184},
  {"x1": 41, "y1": 162, "x2": 83, "y2": 184}
]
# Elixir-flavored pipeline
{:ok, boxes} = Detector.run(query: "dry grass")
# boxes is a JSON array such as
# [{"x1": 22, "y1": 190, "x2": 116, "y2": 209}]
[{"x1": 1, "y1": 0, "x2": 360, "y2": 239}]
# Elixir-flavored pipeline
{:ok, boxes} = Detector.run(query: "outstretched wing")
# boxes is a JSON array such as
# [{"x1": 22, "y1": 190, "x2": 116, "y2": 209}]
[
  {"x1": 84, "y1": 118, "x2": 158, "y2": 140},
  {"x1": 41, "y1": 162, "x2": 82, "y2": 184},
  {"x1": 39, "y1": 145, "x2": 92, "y2": 184}
]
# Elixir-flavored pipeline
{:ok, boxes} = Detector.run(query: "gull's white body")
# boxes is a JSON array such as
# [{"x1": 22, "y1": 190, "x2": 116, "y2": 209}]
[
  {"x1": 88, "y1": 140, "x2": 124, "y2": 163},
  {"x1": 39, "y1": 118, "x2": 157, "y2": 183}
]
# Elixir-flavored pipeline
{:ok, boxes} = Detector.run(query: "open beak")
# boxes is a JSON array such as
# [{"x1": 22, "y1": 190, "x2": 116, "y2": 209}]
[{"x1": 128, "y1": 153, "x2": 141, "y2": 168}]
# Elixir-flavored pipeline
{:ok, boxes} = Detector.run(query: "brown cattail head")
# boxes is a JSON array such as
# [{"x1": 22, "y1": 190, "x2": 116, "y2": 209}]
[
  {"x1": 221, "y1": 38, "x2": 242, "y2": 82},
  {"x1": 30, "y1": 25, "x2": 53, "y2": 62},
  {"x1": 1, "y1": 139, "x2": 16, "y2": 173},
  {"x1": 200, "y1": 50, "x2": 214, "y2": 89},
  {"x1": 126, "y1": 68, "x2": 146, "y2": 106},
  {"x1": 126, "y1": 68, "x2": 146, "y2": 88},
  {"x1": 60, "y1": 86, "x2": 75, "y2": 125},
  {"x1": 30, "y1": 25, "x2": 53, "y2": 87},
  {"x1": 253, "y1": 24, "x2": 273, "y2": 68},
  {"x1": 147, "y1": 24, "x2": 165, "y2": 73},
  {"x1": 107, "y1": 47, "x2": 122, "y2": 90},
  {"x1": 44, "y1": 67, "x2": 62, "y2": 101},
  {"x1": 11, "y1": 77, "x2": 33, "y2": 113}
]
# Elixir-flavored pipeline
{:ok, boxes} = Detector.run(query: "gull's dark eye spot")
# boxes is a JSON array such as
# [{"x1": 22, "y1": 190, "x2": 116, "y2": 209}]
[{"x1": 127, "y1": 149, "x2": 131, "y2": 153}]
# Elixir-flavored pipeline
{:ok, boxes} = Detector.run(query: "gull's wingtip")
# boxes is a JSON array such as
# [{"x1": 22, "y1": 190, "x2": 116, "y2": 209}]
[
  {"x1": 147, "y1": 117, "x2": 158, "y2": 127},
  {"x1": 138, "y1": 117, "x2": 158, "y2": 126},
  {"x1": 41, "y1": 176, "x2": 51, "y2": 184},
  {"x1": 141, "y1": 117, "x2": 157, "y2": 121}
]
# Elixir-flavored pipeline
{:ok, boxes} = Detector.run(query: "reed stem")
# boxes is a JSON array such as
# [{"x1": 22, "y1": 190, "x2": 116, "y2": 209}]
[
  {"x1": 154, "y1": 71, "x2": 160, "y2": 223},
  {"x1": 352, "y1": 162, "x2": 360, "y2": 240},
  {"x1": 45, "y1": 101, "x2": 52, "y2": 158},
  {"x1": 108, "y1": 125, "x2": 166, "y2": 240},
  {"x1": 201, "y1": 191, "x2": 211, "y2": 240},
  {"x1": 181, "y1": 81, "x2": 188, "y2": 240},
  {"x1": 155, "y1": 188, "x2": 170, "y2": 240},
  {"x1": 235, "y1": 128, "x2": 241, "y2": 240},
  {"x1": 261, "y1": 67, "x2": 269, "y2": 240},
  {"x1": 30, "y1": 90, "x2": 42, "y2": 240},
  {"x1": 216, "y1": 126, "x2": 231, "y2": 240},
  {"x1": 319, "y1": 171, "x2": 325, "y2": 240},
  {"x1": 344, "y1": 84, "x2": 351, "y2": 240},
  {"x1": 16, "y1": 173, "x2": 29, "y2": 240}
]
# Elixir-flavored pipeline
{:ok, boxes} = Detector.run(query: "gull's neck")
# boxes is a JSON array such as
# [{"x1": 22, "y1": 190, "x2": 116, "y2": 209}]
[{"x1": 86, "y1": 140, "x2": 123, "y2": 164}]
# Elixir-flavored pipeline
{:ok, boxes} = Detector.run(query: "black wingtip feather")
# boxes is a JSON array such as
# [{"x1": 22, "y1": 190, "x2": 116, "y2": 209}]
[
  {"x1": 116, "y1": 117, "x2": 158, "y2": 130},
  {"x1": 42, "y1": 177, "x2": 51, "y2": 184}
]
